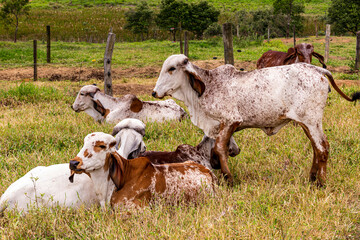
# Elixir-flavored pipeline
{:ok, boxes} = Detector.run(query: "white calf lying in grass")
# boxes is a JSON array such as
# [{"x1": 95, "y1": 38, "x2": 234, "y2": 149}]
[
  {"x1": 72, "y1": 85, "x2": 187, "y2": 123},
  {"x1": 0, "y1": 118, "x2": 146, "y2": 213}
]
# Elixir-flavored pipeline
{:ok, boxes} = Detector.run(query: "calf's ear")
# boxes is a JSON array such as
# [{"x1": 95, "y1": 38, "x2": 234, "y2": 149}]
[
  {"x1": 108, "y1": 152, "x2": 125, "y2": 189},
  {"x1": 284, "y1": 47, "x2": 297, "y2": 65},
  {"x1": 130, "y1": 96, "x2": 143, "y2": 113},
  {"x1": 92, "y1": 99, "x2": 107, "y2": 116},
  {"x1": 312, "y1": 52, "x2": 327, "y2": 69}
]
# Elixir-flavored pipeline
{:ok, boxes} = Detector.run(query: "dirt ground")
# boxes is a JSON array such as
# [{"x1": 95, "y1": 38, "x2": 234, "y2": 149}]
[{"x1": 0, "y1": 59, "x2": 359, "y2": 96}]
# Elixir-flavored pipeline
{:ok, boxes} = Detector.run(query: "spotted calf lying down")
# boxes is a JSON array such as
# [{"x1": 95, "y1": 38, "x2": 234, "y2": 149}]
[
  {"x1": 69, "y1": 132, "x2": 216, "y2": 209},
  {"x1": 152, "y1": 55, "x2": 360, "y2": 186},
  {"x1": 139, "y1": 135, "x2": 240, "y2": 170},
  {"x1": 0, "y1": 119, "x2": 147, "y2": 212},
  {"x1": 72, "y1": 85, "x2": 187, "y2": 123}
]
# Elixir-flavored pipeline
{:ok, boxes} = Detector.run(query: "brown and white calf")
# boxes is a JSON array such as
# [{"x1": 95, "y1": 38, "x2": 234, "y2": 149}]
[
  {"x1": 152, "y1": 54, "x2": 360, "y2": 186},
  {"x1": 69, "y1": 132, "x2": 216, "y2": 209},
  {"x1": 72, "y1": 85, "x2": 187, "y2": 123},
  {"x1": 139, "y1": 135, "x2": 240, "y2": 170},
  {"x1": 256, "y1": 43, "x2": 326, "y2": 69},
  {"x1": 0, "y1": 119, "x2": 147, "y2": 212}
]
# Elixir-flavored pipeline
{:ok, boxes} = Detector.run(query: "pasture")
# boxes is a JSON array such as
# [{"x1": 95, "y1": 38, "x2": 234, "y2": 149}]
[{"x1": 0, "y1": 36, "x2": 360, "y2": 238}]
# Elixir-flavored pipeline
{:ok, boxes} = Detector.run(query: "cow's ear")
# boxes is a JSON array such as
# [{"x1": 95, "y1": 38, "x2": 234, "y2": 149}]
[
  {"x1": 187, "y1": 72, "x2": 205, "y2": 97},
  {"x1": 284, "y1": 48, "x2": 297, "y2": 65},
  {"x1": 130, "y1": 96, "x2": 143, "y2": 113},
  {"x1": 312, "y1": 52, "x2": 327, "y2": 69},
  {"x1": 92, "y1": 99, "x2": 106, "y2": 116},
  {"x1": 183, "y1": 60, "x2": 205, "y2": 97},
  {"x1": 108, "y1": 152, "x2": 125, "y2": 189}
]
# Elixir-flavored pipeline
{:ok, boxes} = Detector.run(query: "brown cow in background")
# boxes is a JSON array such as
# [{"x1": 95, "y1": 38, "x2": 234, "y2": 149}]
[{"x1": 256, "y1": 43, "x2": 326, "y2": 69}]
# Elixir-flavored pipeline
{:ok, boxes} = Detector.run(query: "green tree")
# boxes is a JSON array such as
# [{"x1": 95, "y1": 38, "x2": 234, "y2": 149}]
[
  {"x1": 185, "y1": 1, "x2": 219, "y2": 38},
  {"x1": 0, "y1": 0, "x2": 30, "y2": 43},
  {"x1": 328, "y1": 0, "x2": 360, "y2": 35},
  {"x1": 273, "y1": 0, "x2": 305, "y2": 38},
  {"x1": 156, "y1": 0, "x2": 189, "y2": 42},
  {"x1": 125, "y1": 2, "x2": 153, "y2": 41}
]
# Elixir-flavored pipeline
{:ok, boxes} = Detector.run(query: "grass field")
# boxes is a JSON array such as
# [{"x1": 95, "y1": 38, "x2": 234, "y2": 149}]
[
  {"x1": 1, "y1": 36, "x2": 359, "y2": 80},
  {"x1": 0, "y1": 79, "x2": 359, "y2": 238},
  {"x1": 0, "y1": 34, "x2": 360, "y2": 238}
]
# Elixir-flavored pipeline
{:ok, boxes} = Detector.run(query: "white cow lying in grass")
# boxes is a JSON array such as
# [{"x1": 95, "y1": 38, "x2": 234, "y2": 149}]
[
  {"x1": 72, "y1": 85, "x2": 187, "y2": 123},
  {"x1": 152, "y1": 54, "x2": 360, "y2": 186},
  {"x1": 0, "y1": 119, "x2": 146, "y2": 213}
]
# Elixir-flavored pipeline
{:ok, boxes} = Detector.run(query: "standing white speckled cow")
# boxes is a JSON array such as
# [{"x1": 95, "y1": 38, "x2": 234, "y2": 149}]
[{"x1": 152, "y1": 54, "x2": 360, "y2": 186}]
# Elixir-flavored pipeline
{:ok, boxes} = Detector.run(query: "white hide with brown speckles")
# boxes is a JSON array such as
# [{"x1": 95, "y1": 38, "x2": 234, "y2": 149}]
[
  {"x1": 72, "y1": 85, "x2": 187, "y2": 123},
  {"x1": 154, "y1": 55, "x2": 331, "y2": 151}
]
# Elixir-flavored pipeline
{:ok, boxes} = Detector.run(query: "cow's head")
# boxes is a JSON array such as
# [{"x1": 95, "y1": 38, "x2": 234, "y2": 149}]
[
  {"x1": 69, "y1": 132, "x2": 117, "y2": 182},
  {"x1": 111, "y1": 118, "x2": 146, "y2": 159},
  {"x1": 72, "y1": 85, "x2": 100, "y2": 112},
  {"x1": 284, "y1": 43, "x2": 326, "y2": 68},
  {"x1": 152, "y1": 54, "x2": 205, "y2": 101}
]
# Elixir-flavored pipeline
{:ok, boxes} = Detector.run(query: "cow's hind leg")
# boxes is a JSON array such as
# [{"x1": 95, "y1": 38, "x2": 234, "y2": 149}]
[
  {"x1": 213, "y1": 122, "x2": 240, "y2": 186},
  {"x1": 298, "y1": 122, "x2": 329, "y2": 186}
]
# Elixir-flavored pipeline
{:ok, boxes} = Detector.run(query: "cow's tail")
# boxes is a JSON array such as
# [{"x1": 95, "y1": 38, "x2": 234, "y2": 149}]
[{"x1": 322, "y1": 70, "x2": 360, "y2": 103}]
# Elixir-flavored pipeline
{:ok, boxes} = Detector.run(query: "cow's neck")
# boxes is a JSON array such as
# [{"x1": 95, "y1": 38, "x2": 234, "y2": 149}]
[
  {"x1": 172, "y1": 78, "x2": 219, "y2": 138},
  {"x1": 120, "y1": 157, "x2": 153, "y2": 189},
  {"x1": 94, "y1": 92, "x2": 119, "y2": 111},
  {"x1": 89, "y1": 169, "x2": 115, "y2": 208}
]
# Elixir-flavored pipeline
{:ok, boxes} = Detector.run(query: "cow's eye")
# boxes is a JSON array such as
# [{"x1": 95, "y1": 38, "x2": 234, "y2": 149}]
[
  {"x1": 80, "y1": 93, "x2": 85, "y2": 96},
  {"x1": 168, "y1": 67, "x2": 176, "y2": 72},
  {"x1": 99, "y1": 145, "x2": 106, "y2": 149}
]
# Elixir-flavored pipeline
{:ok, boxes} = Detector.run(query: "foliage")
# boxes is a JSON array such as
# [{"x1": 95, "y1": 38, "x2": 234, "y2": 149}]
[
  {"x1": 328, "y1": 0, "x2": 360, "y2": 35},
  {"x1": 156, "y1": 0, "x2": 219, "y2": 39},
  {"x1": 0, "y1": 0, "x2": 30, "y2": 43},
  {"x1": 273, "y1": 0, "x2": 305, "y2": 37},
  {"x1": 203, "y1": 23, "x2": 222, "y2": 37},
  {"x1": 125, "y1": 2, "x2": 154, "y2": 41},
  {"x1": 156, "y1": 0, "x2": 189, "y2": 41},
  {"x1": 184, "y1": 1, "x2": 220, "y2": 38}
]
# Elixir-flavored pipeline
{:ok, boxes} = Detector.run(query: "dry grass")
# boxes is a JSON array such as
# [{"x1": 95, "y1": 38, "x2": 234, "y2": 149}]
[{"x1": 0, "y1": 81, "x2": 359, "y2": 239}]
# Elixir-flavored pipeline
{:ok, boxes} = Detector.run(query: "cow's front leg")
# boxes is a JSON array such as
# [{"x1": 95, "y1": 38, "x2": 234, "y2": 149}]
[{"x1": 212, "y1": 122, "x2": 239, "y2": 186}]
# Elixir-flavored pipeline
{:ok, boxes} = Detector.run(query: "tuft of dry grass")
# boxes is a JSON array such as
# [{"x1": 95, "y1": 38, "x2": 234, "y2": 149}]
[{"x1": 0, "y1": 81, "x2": 359, "y2": 239}]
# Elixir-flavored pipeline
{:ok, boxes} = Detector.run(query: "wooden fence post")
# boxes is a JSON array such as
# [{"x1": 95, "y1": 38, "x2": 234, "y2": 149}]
[
  {"x1": 222, "y1": 23, "x2": 234, "y2": 65},
  {"x1": 355, "y1": 31, "x2": 360, "y2": 70},
  {"x1": 184, "y1": 31, "x2": 189, "y2": 57},
  {"x1": 46, "y1": 25, "x2": 51, "y2": 63},
  {"x1": 267, "y1": 27, "x2": 270, "y2": 43},
  {"x1": 33, "y1": 40, "x2": 37, "y2": 81},
  {"x1": 293, "y1": 25, "x2": 296, "y2": 47},
  {"x1": 104, "y1": 31, "x2": 116, "y2": 96},
  {"x1": 325, "y1": 24, "x2": 331, "y2": 63}
]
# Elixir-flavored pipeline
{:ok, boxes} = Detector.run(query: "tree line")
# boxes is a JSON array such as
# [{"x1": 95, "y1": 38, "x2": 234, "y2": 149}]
[{"x1": 1, "y1": 0, "x2": 360, "y2": 43}]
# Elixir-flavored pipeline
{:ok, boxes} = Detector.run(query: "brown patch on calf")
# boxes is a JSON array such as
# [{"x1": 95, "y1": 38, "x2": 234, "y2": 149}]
[
  {"x1": 130, "y1": 96, "x2": 143, "y2": 113},
  {"x1": 94, "y1": 141, "x2": 106, "y2": 152},
  {"x1": 83, "y1": 149, "x2": 93, "y2": 158}
]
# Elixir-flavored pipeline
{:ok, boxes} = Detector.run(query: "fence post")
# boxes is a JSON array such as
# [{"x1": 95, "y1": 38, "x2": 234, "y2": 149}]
[
  {"x1": 325, "y1": 24, "x2": 331, "y2": 63},
  {"x1": 33, "y1": 40, "x2": 37, "y2": 81},
  {"x1": 267, "y1": 27, "x2": 270, "y2": 43},
  {"x1": 46, "y1": 25, "x2": 51, "y2": 63},
  {"x1": 222, "y1": 23, "x2": 234, "y2": 65},
  {"x1": 355, "y1": 31, "x2": 360, "y2": 70},
  {"x1": 293, "y1": 25, "x2": 296, "y2": 47},
  {"x1": 184, "y1": 31, "x2": 189, "y2": 57},
  {"x1": 104, "y1": 31, "x2": 116, "y2": 96}
]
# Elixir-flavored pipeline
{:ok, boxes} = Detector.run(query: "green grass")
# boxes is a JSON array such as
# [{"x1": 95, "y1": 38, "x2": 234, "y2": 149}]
[
  {"x1": 1, "y1": 36, "x2": 359, "y2": 80},
  {"x1": 27, "y1": 0, "x2": 331, "y2": 14},
  {"x1": 0, "y1": 80, "x2": 359, "y2": 238},
  {"x1": 0, "y1": 0, "x2": 331, "y2": 42}
]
